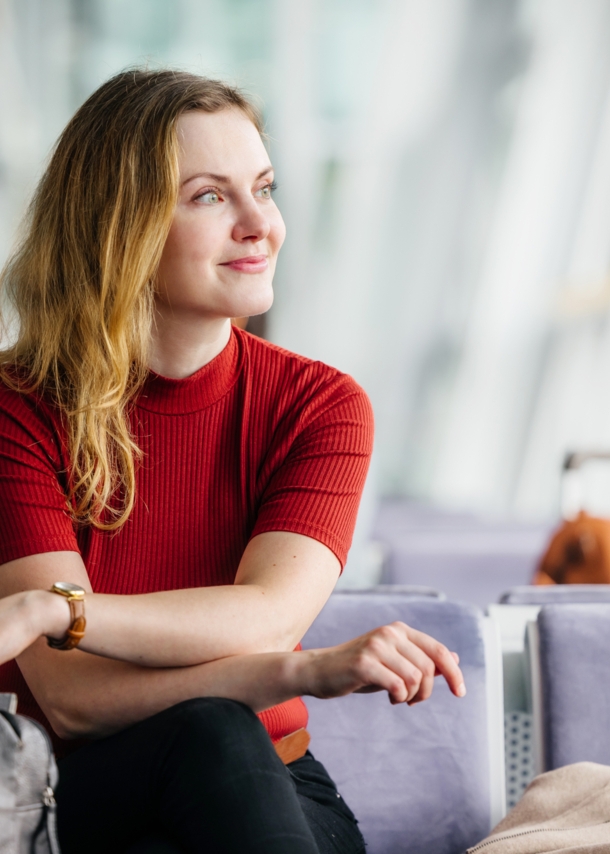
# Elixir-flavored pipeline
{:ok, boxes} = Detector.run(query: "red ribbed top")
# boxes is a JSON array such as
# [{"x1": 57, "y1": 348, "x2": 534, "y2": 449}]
[{"x1": 0, "y1": 328, "x2": 373, "y2": 755}]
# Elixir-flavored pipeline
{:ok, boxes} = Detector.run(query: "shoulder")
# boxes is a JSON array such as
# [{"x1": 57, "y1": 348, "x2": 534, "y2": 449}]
[
  {"x1": 0, "y1": 379, "x2": 65, "y2": 462},
  {"x1": 236, "y1": 330, "x2": 374, "y2": 447},
  {"x1": 0, "y1": 377, "x2": 54, "y2": 424},
  {"x1": 235, "y1": 329, "x2": 370, "y2": 409}
]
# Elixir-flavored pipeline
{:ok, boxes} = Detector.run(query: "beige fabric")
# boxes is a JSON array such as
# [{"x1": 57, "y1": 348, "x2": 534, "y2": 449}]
[{"x1": 467, "y1": 763, "x2": 610, "y2": 853}]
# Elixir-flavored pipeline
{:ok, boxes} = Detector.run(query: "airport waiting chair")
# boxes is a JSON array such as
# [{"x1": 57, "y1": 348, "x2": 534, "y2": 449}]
[
  {"x1": 491, "y1": 586, "x2": 610, "y2": 807},
  {"x1": 526, "y1": 603, "x2": 610, "y2": 772},
  {"x1": 374, "y1": 499, "x2": 552, "y2": 609},
  {"x1": 303, "y1": 590, "x2": 505, "y2": 854},
  {"x1": 349, "y1": 583, "x2": 446, "y2": 599},
  {"x1": 499, "y1": 584, "x2": 610, "y2": 605}
]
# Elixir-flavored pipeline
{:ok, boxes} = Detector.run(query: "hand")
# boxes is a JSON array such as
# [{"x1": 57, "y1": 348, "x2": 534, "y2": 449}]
[{"x1": 303, "y1": 621, "x2": 466, "y2": 706}]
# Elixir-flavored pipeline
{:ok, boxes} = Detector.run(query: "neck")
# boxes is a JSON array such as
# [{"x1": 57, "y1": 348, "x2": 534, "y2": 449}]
[{"x1": 149, "y1": 310, "x2": 232, "y2": 379}]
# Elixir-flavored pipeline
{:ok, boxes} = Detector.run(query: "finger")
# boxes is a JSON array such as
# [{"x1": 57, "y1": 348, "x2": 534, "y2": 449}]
[
  {"x1": 352, "y1": 655, "x2": 411, "y2": 704},
  {"x1": 434, "y1": 650, "x2": 460, "y2": 676},
  {"x1": 365, "y1": 625, "x2": 438, "y2": 703},
  {"x1": 366, "y1": 623, "x2": 448, "y2": 703},
  {"x1": 394, "y1": 641, "x2": 436, "y2": 703},
  {"x1": 375, "y1": 644, "x2": 432, "y2": 703},
  {"x1": 402, "y1": 626, "x2": 466, "y2": 697},
  {"x1": 363, "y1": 625, "x2": 435, "y2": 703},
  {"x1": 357, "y1": 628, "x2": 424, "y2": 703},
  {"x1": 380, "y1": 622, "x2": 455, "y2": 700}
]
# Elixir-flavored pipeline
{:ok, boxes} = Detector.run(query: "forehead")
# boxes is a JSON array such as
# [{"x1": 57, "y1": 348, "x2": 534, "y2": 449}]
[{"x1": 175, "y1": 109, "x2": 268, "y2": 179}]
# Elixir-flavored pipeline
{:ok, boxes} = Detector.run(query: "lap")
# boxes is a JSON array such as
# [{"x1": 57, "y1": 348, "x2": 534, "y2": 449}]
[{"x1": 56, "y1": 698, "x2": 364, "y2": 854}]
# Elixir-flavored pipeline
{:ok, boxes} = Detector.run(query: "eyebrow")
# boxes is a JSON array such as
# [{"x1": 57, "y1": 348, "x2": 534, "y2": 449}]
[{"x1": 181, "y1": 166, "x2": 274, "y2": 187}]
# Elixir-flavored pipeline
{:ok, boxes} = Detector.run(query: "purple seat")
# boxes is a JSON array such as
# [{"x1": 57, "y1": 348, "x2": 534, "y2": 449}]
[
  {"x1": 374, "y1": 499, "x2": 552, "y2": 609},
  {"x1": 500, "y1": 584, "x2": 610, "y2": 605},
  {"x1": 532, "y1": 604, "x2": 610, "y2": 771},
  {"x1": 303, "y1": 591, "x2": 504, "y2": 854},
  {"x1": 352, "y1": 584, "x2": 445, "y2": 599}
]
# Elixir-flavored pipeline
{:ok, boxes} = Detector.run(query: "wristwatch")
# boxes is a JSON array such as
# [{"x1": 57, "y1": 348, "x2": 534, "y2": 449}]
[{"x1": 47, "y1": 582, "x2": 87, "y2": 651}]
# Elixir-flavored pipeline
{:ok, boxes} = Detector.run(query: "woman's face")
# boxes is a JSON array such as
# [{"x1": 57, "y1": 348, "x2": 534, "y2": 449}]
[{"x1": 156, "y1": 108, "x2": 286, "y2": 322}]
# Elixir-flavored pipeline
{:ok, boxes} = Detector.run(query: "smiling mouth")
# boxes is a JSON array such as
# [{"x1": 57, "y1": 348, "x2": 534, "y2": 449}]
[{"x1": 220, "y1": 255, "x2": 268, "y2": 273}]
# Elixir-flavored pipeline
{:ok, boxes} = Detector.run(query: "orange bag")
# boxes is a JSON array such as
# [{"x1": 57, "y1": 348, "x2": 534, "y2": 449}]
[{"x1": 534, "y1": 452, "x2": 610, "y2": 585}]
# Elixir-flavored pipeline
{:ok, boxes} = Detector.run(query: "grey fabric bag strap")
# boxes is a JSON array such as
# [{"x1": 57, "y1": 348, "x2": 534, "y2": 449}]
[
  {"x1": 467, "y1": 762, "x2": 610, "y2": 853},
  {"x1": 0, "y1": 693, "x2": 61, "y2": 854}
]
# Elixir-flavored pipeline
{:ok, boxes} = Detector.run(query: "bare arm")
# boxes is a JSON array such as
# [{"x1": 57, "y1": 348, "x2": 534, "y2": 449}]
[
  {"x1": 0, "y1": 586, "x2": 466, "y2": 740},
  {"x1": 0, "y1": 532, "x2": 339, "y2": 738},
  {"x1": 0, "y1": 534, "x2": 465, "y2": 739},
  {"x1": 0, "y1": 532, "x2": 340, "y2": 665}
]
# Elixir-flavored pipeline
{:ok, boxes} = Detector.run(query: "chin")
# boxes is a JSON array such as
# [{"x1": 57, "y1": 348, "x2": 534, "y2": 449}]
[{"x1": 230, "y1": 288, "x2": 274, "y2": 319}]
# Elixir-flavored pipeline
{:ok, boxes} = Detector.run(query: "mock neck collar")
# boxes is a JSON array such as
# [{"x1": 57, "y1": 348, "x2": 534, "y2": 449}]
[{"x1": 136, "y1": 329, "x2": 241, "y2": 414}]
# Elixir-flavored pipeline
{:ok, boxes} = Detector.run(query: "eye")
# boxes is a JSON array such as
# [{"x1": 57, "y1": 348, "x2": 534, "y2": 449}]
[
  {"x1": 256, "y1": 181, "x2": 277, "y2": 199},
  {"x1": 195, "y1": 189, "x2": 221, "y2": 205}
]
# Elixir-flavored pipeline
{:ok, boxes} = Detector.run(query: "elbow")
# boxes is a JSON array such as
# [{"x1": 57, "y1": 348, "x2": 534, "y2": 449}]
[
  {"x1": 18, "y1": 652, "x2": 124, "y2": 740},
  {"x1": 40, "y1": 686, "x2": 107, "y2": 740},
  {"x1": 45, "y1": 703, "x2": 98, "y2": 740},
  {"x1": 272, "y1": 624, "x2": 308, "y2": 653},
  {"x1": 50, "y1": 721, "x2": 82, "y2": 741}
]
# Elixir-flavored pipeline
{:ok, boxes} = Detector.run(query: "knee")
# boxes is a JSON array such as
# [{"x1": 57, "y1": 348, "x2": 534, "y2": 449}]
[
  {"x1": 170, "y1": 696, "x2": 258, "y2": 732},
  {"x1": 206, "y1": 698, "x2": 256, "y2": 728},
  {"x1": 159, "y1": 698, "x2": 273, "y2": 764}
]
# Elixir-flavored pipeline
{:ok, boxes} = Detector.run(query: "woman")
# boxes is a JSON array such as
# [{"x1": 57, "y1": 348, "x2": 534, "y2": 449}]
[{"x1": 0, "y1": 70, "x2": 465, "y2": 854}]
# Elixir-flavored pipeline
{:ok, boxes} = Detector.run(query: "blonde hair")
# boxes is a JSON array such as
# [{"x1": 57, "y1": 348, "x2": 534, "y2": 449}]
[{"x1": 0, "y1": 69, "x2": 262, "y2": 530}]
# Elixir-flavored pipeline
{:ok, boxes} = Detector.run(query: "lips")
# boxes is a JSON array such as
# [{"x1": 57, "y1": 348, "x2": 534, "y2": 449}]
[{"x1": 220, "y1": 254, "x2": 268, "y2": 273}]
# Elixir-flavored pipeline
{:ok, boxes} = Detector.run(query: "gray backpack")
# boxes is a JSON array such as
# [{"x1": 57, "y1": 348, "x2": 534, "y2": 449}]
[{"x1": 0, "y1": 694, "x2": 60, "y2": 854}]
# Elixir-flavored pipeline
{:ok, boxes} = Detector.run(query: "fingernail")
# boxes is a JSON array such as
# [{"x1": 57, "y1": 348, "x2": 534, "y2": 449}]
[{"x1": 457, "y1": 683, "x2": 466, "y2": 697}]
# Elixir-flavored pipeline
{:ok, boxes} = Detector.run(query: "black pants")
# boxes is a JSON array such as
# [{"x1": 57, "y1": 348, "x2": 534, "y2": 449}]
[{"x1": 55, "y1": 697, "x2": 365, "y2": 854}]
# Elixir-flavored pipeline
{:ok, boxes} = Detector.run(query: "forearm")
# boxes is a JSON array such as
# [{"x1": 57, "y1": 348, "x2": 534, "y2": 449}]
[
  {"x1": 3, "y1": 534, "x2": 339, "y2": 667},
  {"x1": 18, "y1": 607, "x2": 467, "y2": 740},
  {"x1": 30, "y1": 586, "x2": 304, "y2": 665},
  {"x1": 20, "y1": 642, "x2": 311, "y2": 740},
  {"x1": 81, "y1": 587, "x2": 293, "y2": 663}
]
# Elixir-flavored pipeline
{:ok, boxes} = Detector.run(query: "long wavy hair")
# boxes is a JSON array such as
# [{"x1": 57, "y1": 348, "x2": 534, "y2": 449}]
[{"x1": 0, "y1": 69, "x2": 262, "y2": 530}]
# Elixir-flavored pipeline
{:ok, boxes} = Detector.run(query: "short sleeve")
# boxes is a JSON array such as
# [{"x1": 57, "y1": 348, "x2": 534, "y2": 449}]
[
  {"x1": 251, "y1": 374, "x2": 374, "y2": 567},
  {"x1": 0, "y1": 388, "x2": 79, "y2": 565}
]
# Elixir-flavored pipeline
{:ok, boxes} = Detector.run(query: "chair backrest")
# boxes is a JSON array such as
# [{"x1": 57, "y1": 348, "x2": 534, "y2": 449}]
[
  {"x1": 351, "y1": 584, "x2": 446, "y2": 599},
  {"x1": 491, "y1": 587, "x2": 610, "y2": 805},
  {"x1": 499, "y1": 584, "x2": 610, "y2": 605},
  {"x1": 373, "y1": 499, "x2": 551, "y2": 609},
  {"x1": 302, "y1": 591, "x2": 505, "y2": 854},
  {"x1": 527, "y1": 603, "x2": 610, "y2": 771}
]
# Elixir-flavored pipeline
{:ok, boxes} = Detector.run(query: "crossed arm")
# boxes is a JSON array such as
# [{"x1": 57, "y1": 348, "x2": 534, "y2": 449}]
[{"x1": 0, "y1": 531, "x2": 466, "y2": 741}]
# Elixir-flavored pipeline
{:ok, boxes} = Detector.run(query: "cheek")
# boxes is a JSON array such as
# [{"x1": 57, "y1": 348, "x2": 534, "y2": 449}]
[
  {"x1": 158, "y1": 221, "x2": 186, "y2": 277},
  {"x1": 270, "y1": 209, "x2": 287, "y2": 252},
  {"x1": 160, "y1": 218, "x2": 217, "y2": 276}
]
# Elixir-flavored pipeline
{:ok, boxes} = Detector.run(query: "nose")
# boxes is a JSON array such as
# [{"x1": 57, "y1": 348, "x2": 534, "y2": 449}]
[{"x1": 232, "y1": 198, "x2": 270, "y2": 244}]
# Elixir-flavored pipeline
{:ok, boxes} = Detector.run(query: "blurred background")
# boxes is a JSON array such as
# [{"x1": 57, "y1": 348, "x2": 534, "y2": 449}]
[{"x1": 4, "y1": 0, "x2": 610, "y2": 599}]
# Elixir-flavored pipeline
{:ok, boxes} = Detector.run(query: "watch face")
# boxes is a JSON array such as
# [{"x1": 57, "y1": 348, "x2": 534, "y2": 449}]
[{"x1": 52, "y1": 582, "x2": 86, "y2": 599}]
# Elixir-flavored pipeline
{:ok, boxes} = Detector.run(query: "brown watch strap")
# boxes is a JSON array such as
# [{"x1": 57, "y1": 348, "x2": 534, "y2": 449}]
[{"x1": 47, "y1": 597, "x2": 86, "y2": 651}]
